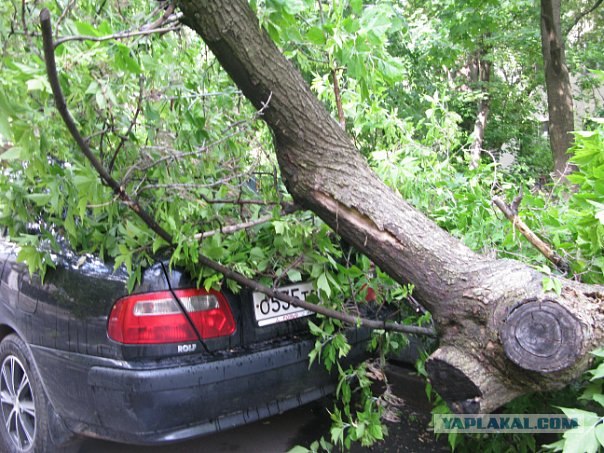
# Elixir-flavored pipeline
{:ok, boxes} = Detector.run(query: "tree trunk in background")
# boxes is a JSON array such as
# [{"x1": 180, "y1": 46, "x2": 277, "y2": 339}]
[
  {"x1": 540, "y1": 0, "x2": 576, "y2": 177},
  {"x1": 177, "y1": 0, "x2": 604, "y2": 413},
  {"x1": 469, "y1": 48, "x2": 492, "y2": 169}
]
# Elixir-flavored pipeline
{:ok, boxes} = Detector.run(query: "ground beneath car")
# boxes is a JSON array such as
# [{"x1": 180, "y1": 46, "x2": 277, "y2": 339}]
[{"x1": 80, "y1": 364, "x2": 448, "y2": 452}]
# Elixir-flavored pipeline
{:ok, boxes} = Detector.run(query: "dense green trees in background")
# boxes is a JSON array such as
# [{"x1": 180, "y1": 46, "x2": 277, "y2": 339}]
[{"x1": 1, "y1": 0, "x2": 604, "y2": 451}]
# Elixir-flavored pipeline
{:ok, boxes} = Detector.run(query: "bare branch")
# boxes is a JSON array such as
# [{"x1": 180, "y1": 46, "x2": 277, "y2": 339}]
[
  {"x1": 108, "y1": 75, "x2": 144, "y2": 173},
  {"x1": 53, "y1": 25, "x2": 181, "y2": 49},
  {"x1": 162, "y1": 90, "x2": 242, "y2": 101},
  {"x1": 201, "y1": 198, "x2": 279, "y2": 206},
  {"x1": 332, "y1": 68, "x2": 346, "y2": 128},
  {"x1": 140, "y1": 3, "x2": 176, "y2": 31},
  {"x1": 493, "y1": 194, "x2": 569, "y2": 273},
  {"x1": 137, "y1": 169, "x2": 256, "y2": 193},
  {"x1": 54, "y1": 0, "x2": 76, "y2": 39},
  {"x1": 20, "y1": 0, "x2": 37, "y2": 56},
  {"x1": 40, "y1": 9, "x2": 435, "y2": 338},
  {"x1": 566, "y1": 0, "x2": 604, "y2": 35},
  {"x1": 194, "y1": 214, "x2": 274, "y2": 240}
]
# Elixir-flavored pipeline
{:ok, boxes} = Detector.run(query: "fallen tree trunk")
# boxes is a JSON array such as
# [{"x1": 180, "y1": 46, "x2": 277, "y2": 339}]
[{"x1": 176, "y1": 0, "x2": 604, "y2": 413}]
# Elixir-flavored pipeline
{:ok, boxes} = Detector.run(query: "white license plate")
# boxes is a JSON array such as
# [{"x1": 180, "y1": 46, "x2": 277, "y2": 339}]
[{"x1": 253, "y1": 282, "x2": 314, "y2": 327}]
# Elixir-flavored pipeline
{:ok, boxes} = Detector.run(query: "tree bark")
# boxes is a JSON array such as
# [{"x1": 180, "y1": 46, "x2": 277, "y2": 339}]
[
  {"x1": 177, "y1": 0, "x2": 604, "y2": 413},
  {"x1": 540, "y1": 0, "x2": 576, "y2": 177}
]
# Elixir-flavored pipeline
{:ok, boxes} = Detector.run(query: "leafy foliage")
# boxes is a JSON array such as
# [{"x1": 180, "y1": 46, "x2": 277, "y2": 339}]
[{"x1": 543, "y1": 348, "x2": 604, "y2": 453}]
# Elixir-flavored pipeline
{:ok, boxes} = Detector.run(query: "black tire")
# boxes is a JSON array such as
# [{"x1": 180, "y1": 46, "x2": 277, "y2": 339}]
[{"x1": 0, "y1": 334, "x2": 81, "y2": 453}]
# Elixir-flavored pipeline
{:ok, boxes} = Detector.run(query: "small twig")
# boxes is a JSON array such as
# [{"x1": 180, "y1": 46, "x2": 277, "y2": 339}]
[
  {"x1": 493, "y1": 192, "x2": 569, "y2": 273},
  {"x1": 138, "y1": 172, "x2": 254, "y2": 192},
  {"x1": 54, "y1": 0, "x2": 76, "y2": 39},
  {"x1": 95, "y1": 0, "x2": 108, "y2": 15},
  {"x1": 202, "y1": 198, "x2": 279, "y2": 206},
  {"x1": 108, "y1": 75, "x2": 144, "y2": 173},
  {"x1": 40, "y1": 9, "x2": 435, "y2": 338},
  {"x1": 332, "y1": 68, "x2": 346, "y2": 128},
  {"x1": 140, "y1": 3, "x2": 176, "y2": 31},
  {"x1": 273, "y1": 254, "x2": 306, "y2": 288},
  {"x1": 194, "y1": 214, "x2": 274, "y2": 240},
  {"x1": 87, "y1": 195, "x2": 120, "y2": 209},
  {"x1": 20, "y1": 0, "x2": 37, "y2": 55},
  {"x1": 162, "y1": 90, "x2": 242, "y2": 101},
  {"x1": 566, "y1": 0, "x2": 604, "y2": 35},
  {"x1": 53, "y1": 25, "x2": 181, "y2": 49},
  {"x1": 84, "y1": 127, "x2": 110, "y2": 144}
]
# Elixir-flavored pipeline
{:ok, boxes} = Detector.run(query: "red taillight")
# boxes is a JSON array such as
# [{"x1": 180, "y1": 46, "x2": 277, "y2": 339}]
[{"x1": 107, "y1": 289, "x2": 236, "y2": 344}]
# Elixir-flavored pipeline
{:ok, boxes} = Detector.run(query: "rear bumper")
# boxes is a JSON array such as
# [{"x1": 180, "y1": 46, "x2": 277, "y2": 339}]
[{"x1": 31, "y1": 329, "x2": 371, "y2": 445}]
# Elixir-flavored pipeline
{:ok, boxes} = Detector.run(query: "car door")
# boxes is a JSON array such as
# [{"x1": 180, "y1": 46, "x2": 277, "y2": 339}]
[
  {"x1": 0, "y1": 230, "x2": 19, "y2": 329},
  {"x1": 0, "y1": 232, "x2": 58, "y2": 348}
]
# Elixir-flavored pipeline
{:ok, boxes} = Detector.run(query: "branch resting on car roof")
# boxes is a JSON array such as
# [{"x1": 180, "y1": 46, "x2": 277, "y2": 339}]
[{"x1": 39, "y1": 8, "x2": 436, "y2": 338}]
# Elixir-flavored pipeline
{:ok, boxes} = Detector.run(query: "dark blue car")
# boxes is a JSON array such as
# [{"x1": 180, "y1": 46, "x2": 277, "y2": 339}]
[{"x1": 0, "y1": 230, "x2": 371, "y2": 452}]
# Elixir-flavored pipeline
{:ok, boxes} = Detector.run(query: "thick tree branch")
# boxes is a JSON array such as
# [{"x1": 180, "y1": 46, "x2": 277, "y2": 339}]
[{"x1": 39, "y1": 8, "x2": 435, "y2": 338}]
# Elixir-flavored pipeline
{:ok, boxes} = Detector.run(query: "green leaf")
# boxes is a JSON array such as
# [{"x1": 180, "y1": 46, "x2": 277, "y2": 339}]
[
  {"x1": 561, "y1": 427, "x2": 600, "y2": 453},
  {"x1": 25, "y1": 193, "x2": 51, "y2": 206},
  {"x1": 273, "y1": 221, "x2": 286, "y2": 235},
  {"x1": 306, "y1": 27, "x2": 325, "y2": 45},
  {"x1": 26, "y1": 77, "x2": 50, "y2": 93},
  {"x1": 74, "y1": 21, "x2": 100, "y2": 37},
  {"x1": 249, "y1": 247, "x2": 265, "y2": 261},
  {"x1": 351, "y1": 0, "x2": 363, "y2": 15},
  {"x1": 591, "y1": 363, "x2": 604, "y2": 380},
  {"x1": 558, "y1": 407, "x2": 599, "y2": 424},
  {"x1": 330, "y1": 426, "x2": 344, "y2": 446},
  {"x1": 542, "y1": 276, "x2": 562, "y2": 295},
  {"x1": 114, "y1": 44, "x2": 142, "y2": 74},
  {"x1": 592, "y1": 393, "x2": 604, "y2": 408},
  {"x1": 595, "y1": 424, "x2": 604, "y2": 448},
  {"x1": 0, "y1": 112, "x2": 10, "y2": 139},
  {"x1": 317, "y1": 272, "x2": 331, "y2": 297},
  {"x1": 0, "y1": 146, "x2": 22, "y2": 161},
  {"x1": 286, "y1": 447, "x2": 310, "y2": 453},
  {"x1": 308, "y1": 320, "x2": 323, "y2": 336},
  {"x1": 287, "y1": 269, "x2": 302, "y2": 282}
]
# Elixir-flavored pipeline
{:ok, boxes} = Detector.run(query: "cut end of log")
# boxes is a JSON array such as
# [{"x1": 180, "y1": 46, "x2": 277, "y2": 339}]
[
  {"x1": 426, "y1": 356, "x2": 483, "y2": 413},
  {"x1": 426, "y1": 346, "x2": 525, "y2": 413},
  {"x1": 500, "y1": 299, "x2": 583, "y2": 373}
]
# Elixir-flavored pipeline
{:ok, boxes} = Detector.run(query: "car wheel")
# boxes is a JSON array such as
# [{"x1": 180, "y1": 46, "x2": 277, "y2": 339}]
[{"x1": 0, "y1": 334, "x2": 81, "y2": 453}]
